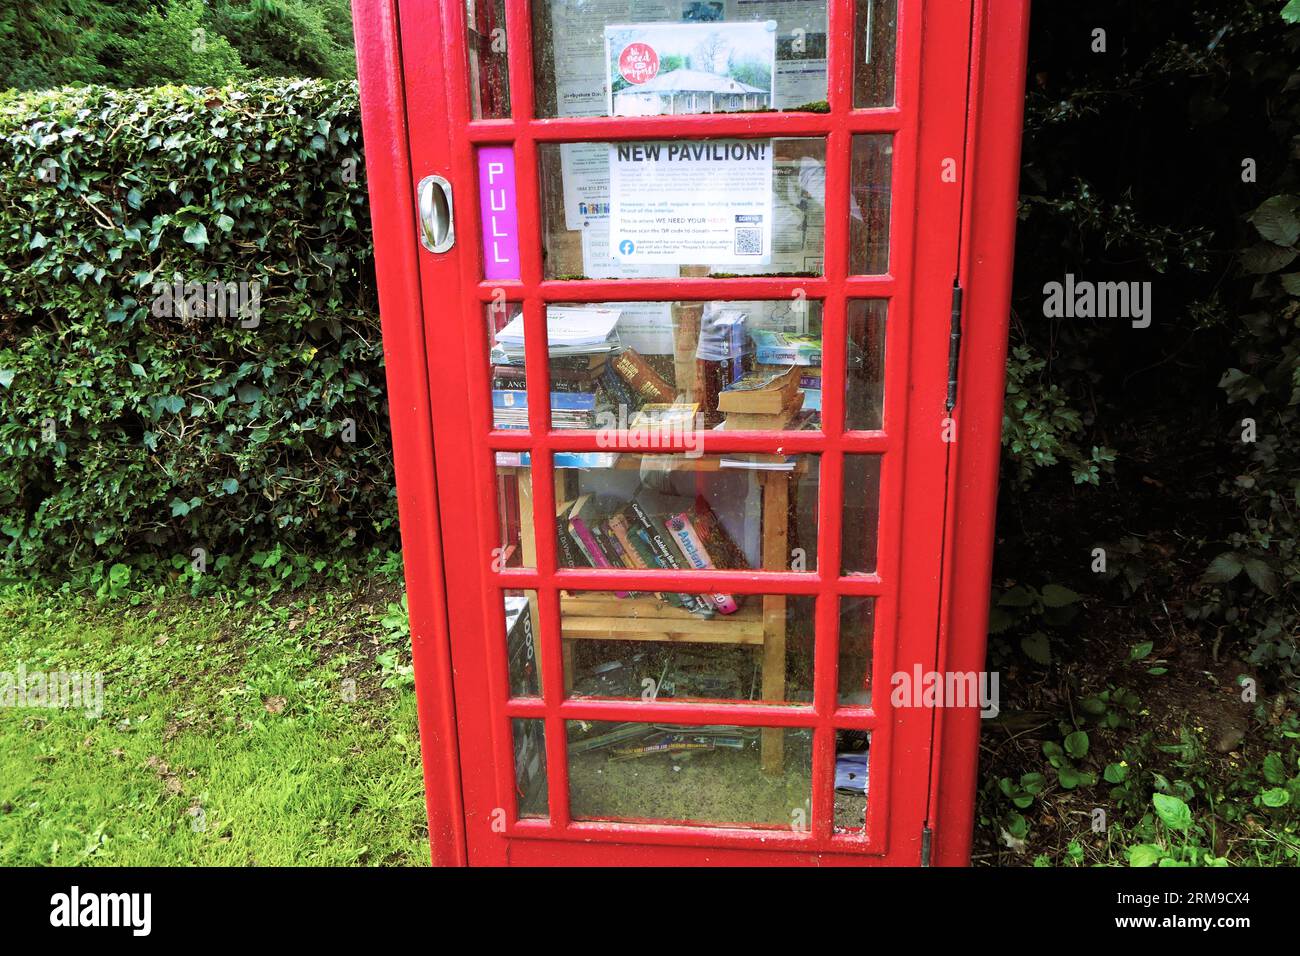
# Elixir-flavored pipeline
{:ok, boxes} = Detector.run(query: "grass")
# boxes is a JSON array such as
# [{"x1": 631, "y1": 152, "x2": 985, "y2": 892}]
[
  {"x1": 0, "y1": 582, "x2": 430, "y2": 866},
  {"x1": 4, "y1": 569, "x2": 1296, "y2": 868}
]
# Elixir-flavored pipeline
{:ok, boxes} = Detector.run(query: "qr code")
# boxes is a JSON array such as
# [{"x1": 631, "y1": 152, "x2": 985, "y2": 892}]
[{"x1": 734, "y1": 227, "x2": 763, "y2": 255}]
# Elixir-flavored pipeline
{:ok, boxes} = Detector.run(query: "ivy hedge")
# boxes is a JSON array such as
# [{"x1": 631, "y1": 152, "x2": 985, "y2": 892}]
[{"x1": 0, "y1": 79, "x2": 394, "y2": 587}]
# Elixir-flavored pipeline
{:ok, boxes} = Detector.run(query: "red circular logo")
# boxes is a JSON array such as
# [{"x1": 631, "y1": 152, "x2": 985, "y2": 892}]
[{"x1": 618, "y1": 43, "x2": 660, "y2": 85}]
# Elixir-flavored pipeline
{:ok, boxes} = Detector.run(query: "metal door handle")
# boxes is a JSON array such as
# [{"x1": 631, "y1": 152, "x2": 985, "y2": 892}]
[{"x1": 418, "y1": 174, "x2": 455, "y2": 253}]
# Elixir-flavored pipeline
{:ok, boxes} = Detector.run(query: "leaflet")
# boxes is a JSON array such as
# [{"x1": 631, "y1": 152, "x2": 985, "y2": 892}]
[{"x1": 608, "y1": 139, "x2": 774, "y2": 265}]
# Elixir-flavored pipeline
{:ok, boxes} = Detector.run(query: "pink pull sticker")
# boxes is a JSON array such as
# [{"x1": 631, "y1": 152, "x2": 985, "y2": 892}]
[{"x1": 478, "y1": 147, "x2": 520, "y2": 280}]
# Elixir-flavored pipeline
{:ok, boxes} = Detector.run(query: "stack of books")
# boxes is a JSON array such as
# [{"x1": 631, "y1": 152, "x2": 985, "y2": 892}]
[
  {"x1": 750, "y1": 329, "x2": 822, "y2": 427},
  {"x1": 491, "y1": 354, "x2": 608, "y2": 395},
  {"x1": 717, "y1": 364, "x2": 805, "y2": 429},
  {"x1": 492, "y1": 390, "x2": 596, "y2": 430},
  {"x1": 555, "y1": 490, "x2": 749, "y2": 617},
  {"x1": 491, "y1": 306, "x2": 624, "y2": 365}
]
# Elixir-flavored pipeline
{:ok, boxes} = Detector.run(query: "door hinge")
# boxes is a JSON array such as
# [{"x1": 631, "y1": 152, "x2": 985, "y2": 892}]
[
  {"x1": 946, "y1": 280, "x2": 963, "y2": 412},
  {"x1": 921, "y1": 824, "x2": 933, "y2": 867}
]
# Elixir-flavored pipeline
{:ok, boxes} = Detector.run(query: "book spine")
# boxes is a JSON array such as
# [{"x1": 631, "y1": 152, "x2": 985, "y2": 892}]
[
  {"x1": 493, "y1": 390, "x2": 596, "y2": 411},
  {"x1": 569, "y1": 515, "x2": 630, "y2": 598},
  {"x1": 756, "y1": 346, "x2": 821, "y2": 366},
  {"x1": 665, "y1": 512, "x2": 739, "y2": 614},
  {"x1": 628, "y1": 528, "x2": 690, "y2": 611},
  {"x1": 555, "y1": 512, "x2": 589, "y2": 572},
  {"x1": 611, "y1": 348, "x2": 675, "y2": 403},
  {"x1": 567, "y1": 521, "x2": 597, "y2": 568},
  {"x1": 593, "y1": 521, "x2": 641, "y2": 597},
  {"x1": 691, "y1": 499, "x2": 751, "y2": 572},
  {"x1": 605, "y1": 516, "x2": 641, "y2": 565}
]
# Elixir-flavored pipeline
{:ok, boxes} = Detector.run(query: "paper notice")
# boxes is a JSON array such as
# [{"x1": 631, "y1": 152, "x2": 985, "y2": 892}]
[{"x1": 608, "y1": 139, "x2": 774, "y2": 265}]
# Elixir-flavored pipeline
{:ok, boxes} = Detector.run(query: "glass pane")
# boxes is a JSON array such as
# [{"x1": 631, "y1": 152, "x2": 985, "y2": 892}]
[
  {"x1": 833, "y1": 729, "x2": 871, "y2": 834},
  {"x1": 553, "y1": 451, "x2": 819, "y2": 574},
  {"x1": 841, "y1": 454, "x2": 881, "y2": 574},
  {"x1": 849, "y1": 134, "x2": 893, "y2": 275},
  {"x1": 488, "y1": 301, "x2": 528, "y2": 428},
  {"x1": 846, "y1": 299, "x2": 885, "y2": 430},
  {"x1": 503, "y1": 590, "x2": 542, "y2": 697},
  {"x1": 539, "y1": 138, "x2": 826, "y2": 279},
  {"x1": 533, "y1": 1, "x2": 830, "y2": 120},
  {"x1": 493, "y1": 453, "x2": 534, "y2": 569},
  {"x1": 568, "y1": 721, "x2": 812, "y2": 827},
  {"x1": 467, "y1": 0, "x2": 510, "y2": 118},
  {"x1": 512, "y1": 718, "x2": 549, "y2": 818},
  {"x1": 838, "y1": 596, "x2": 874, "y2": 706},
  {"x1": 495, "y1": 300, "x2": 822, "y2": 430},
  {"x1": 561, "y1": 592, "x2": 814, "y2": 704},
  {"x1": 853, "y1": 0, "x2": 898, "y2": 108}
]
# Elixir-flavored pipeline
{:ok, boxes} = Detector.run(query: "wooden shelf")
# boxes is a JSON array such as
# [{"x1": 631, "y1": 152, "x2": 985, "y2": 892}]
[{"x1": 561, "y1": 594, "x2": 766, "y2": 644}]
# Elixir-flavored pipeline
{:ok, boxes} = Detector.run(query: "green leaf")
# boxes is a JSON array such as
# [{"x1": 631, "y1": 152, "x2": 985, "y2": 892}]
[
  {"x1": 1263, "y1": 752, "x2": 1287, "y2": 785},
  {"x1": 1128, "y1": 844, "x2": 1163, "y2": 867},
  {"x1": 1285, "y1": 0, "x2": 1300, "y2": 23},
  {"x1": 1064, "y1": 730, "x2": 1090, "y2": 759},
  {"x1": 1201, "y1": 552, "x2": 1243, "y2": 585},
  {"x1": 183, "y1": 222, "x2": 209, "y2": 247},
  {"x1": 1249, "y1": 195, "x2": 1300, "y2": 246},
  {"x1": 988, "y1": 605, "x2": 1015, "y2": 634},
  {"x1": 169, "y1": 498, "x2": 192, "y2": 517},
  {"x1": 1152, "y1": 793, "x2": 1192, "y2": 832},
  {"x1": 1240, "y1": 243, "x2": 1297, "y2": 274},
  {"x1": 997, "y1": 585, "x2": 1036, "y2": 607},
  {"x1": 1040, "y1": 583, "x2": 1081, "y2": 608},
  {"x1": 1242, "y1": 557, "x2": 1280, "y2": 597},
  {"x1": 1057, "y1": 766, "x2": 1096, "y2": 790},
  {"x1": 1104, "y1": 762, "x2": 1129, "y2": 784},
  {"x1": 0, "y1": 369, "x2": 14, "y2": 389},
  {"x1": 1260, "y1": 788, "x2": 1291, "y2": 808},
  {"x1": 1218, "y1": 368, "x2": 1267, "y2": 404},
  {"x1": 221, "y1": 478, "x2": 240, "y2": 495},
  {"x1": 1129, "y1": 641, "x2": 1154, "y2": 661},
  {"x1": 1021, "y1": 631, "x2": 1052, "y2": 665}
]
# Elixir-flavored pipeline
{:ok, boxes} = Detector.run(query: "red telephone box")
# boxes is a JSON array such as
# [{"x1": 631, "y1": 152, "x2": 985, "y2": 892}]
[{"x1": 354, "y1": 0, "x2": 1029, "y2": 866}]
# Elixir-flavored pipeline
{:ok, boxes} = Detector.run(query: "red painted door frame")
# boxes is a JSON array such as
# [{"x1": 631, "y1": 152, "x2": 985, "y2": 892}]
[{"x1": 353, "y1": 0, "x2": 1029, "y2": 866}]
